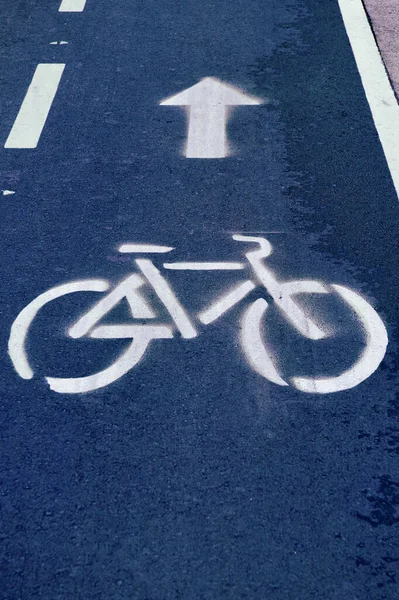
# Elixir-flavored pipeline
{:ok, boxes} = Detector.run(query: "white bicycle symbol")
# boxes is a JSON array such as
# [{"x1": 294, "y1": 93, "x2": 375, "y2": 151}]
[{"x1": 9, "y1": 235, "x2": 388, "y2": 394}]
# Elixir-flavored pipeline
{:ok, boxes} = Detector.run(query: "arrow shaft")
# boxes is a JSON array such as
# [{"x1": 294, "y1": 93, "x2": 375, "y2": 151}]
[{"x1": 186, "y1": 105, "x2": 227, "y2": 158}]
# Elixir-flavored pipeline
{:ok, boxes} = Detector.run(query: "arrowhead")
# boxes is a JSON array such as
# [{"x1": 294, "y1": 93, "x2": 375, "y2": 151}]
[{"x1": 160, "y1": 77, "x2": 262, "y2": 107}]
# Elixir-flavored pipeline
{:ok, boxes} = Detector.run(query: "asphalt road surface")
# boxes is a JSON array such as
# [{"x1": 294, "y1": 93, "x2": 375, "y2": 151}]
[{"x1": 1, "y1": 0, "x2": 399, "y2": 598}]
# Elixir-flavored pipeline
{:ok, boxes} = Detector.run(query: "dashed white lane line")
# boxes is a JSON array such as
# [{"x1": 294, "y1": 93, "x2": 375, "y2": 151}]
[
  {"x1": 59, "y1": 0, "x2": 87, "y2": 12},
  {"x1": 338, "y1": 0, "x2": 399, "y2": 200},
  {"x1": 5, "y1": 64, "x2": 65, "y2": 149}
]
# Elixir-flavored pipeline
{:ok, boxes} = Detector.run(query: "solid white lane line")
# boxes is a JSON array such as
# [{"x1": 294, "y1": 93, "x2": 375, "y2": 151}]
[
  {"x1": 59, "y1": 0, "x2": 87, "y2": 12},
  {"x1": 338, "y1": 0, "x2": 399, "y2": 199},
  {"x1": 5, "y1": 64, "x2": 65, "y2": 149}
]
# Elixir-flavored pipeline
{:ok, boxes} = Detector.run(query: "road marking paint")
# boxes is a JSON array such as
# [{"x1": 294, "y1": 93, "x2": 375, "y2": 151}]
[
  {"x1": 2, "y1": 190, "x2": 15, "y2": 196},
  {"x1": 5, "y1": 64, "x2": 65, "y2": 149},
  {"x1": 136, "y1": 259, "x2": 198, "y2": 338},
  {"x1": 163, "y1": 262, "x2": 245, "y2": 270},
  {"x1": 59, "y1": 0, "x2": 87, "y2": 12},
  {"x1": 119, "y1": 244, "x2": 174, "y2": 253},
  {"x1": 292, "y1": 285, "x2": 388, "y2": 393},
  {"x1": 160, "y1": 77, "x2": 262, "y2": 158},
  {"x1": 241, "y1": 299, "x2": 289, "y2": 387},
  {"x1": 8, "y1": 280, "x2": 109, "y2": 380},
  {"x1": 90, "y1": 325, "x2": 169, "y2": 339},
  {"x1": 338, "y1": 0, "x2": 399, "y2": 200},
  {"x1": 50, "y1": 41, "x2": 69, "y2": 45},
  {"x1": 48, "y1": 327, "x2": 173, "y2": 394},
  {"x1": 69, "y1": 275, "x2": 156, "y2": 339},
  {"x1": 199, "y1": 280, "x2": 256, "y2": 325},
  {"x1": 8, "y1": 237, "x2": 389, "y2": 394}
]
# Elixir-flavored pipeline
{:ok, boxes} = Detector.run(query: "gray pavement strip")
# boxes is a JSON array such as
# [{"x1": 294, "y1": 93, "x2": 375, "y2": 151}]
[{"x1": 363, "y1": 0, "x2": 399, "y2": 97}]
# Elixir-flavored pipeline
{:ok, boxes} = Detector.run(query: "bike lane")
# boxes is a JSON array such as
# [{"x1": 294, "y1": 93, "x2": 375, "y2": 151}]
[{"x1": 0, "y1": 0, "x2": 399, "y2": 598}]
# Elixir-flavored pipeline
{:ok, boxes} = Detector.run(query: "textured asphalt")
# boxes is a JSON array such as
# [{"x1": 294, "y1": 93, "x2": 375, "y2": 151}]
[{"x1": 1, "y1": 1, "x2": 399, "y2": 599}]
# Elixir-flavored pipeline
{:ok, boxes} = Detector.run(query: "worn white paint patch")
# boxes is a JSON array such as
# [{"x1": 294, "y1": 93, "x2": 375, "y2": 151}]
[
  {"x1": 2, "y1": 190, "x2": 15, "y2": 196},
  {"x1": 338, "y1": 0, "x2": 399, "y2": 200},
  {"x1": 5, "y1": 64, "x2": 65, "y2": 149},
  {"x1": 59, "y1": 0, "x2": 87, "y2": 12},
  {"x1": 160, "y1": 78, "x2": 262, "y2": 158},
  {"x1": 50, "y1": 41, "x2": 69, "y2": 45}
]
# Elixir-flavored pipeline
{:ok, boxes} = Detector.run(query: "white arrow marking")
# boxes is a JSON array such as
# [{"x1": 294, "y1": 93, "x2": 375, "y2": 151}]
[
  {"x1": 5, "y1": 64, "x2": 65, "y2": 149},
  {"x1": 59, "y1": 0, "x2": 87, "y2": 11},
  {"x1": 160, "y1": 77, "x2": 262, "y2": 158}
]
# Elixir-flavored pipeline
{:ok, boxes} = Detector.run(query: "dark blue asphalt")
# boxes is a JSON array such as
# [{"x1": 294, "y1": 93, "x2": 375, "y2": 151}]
[{"x1": 1, "y1": 0, "x2": 399, "y2": 598}]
